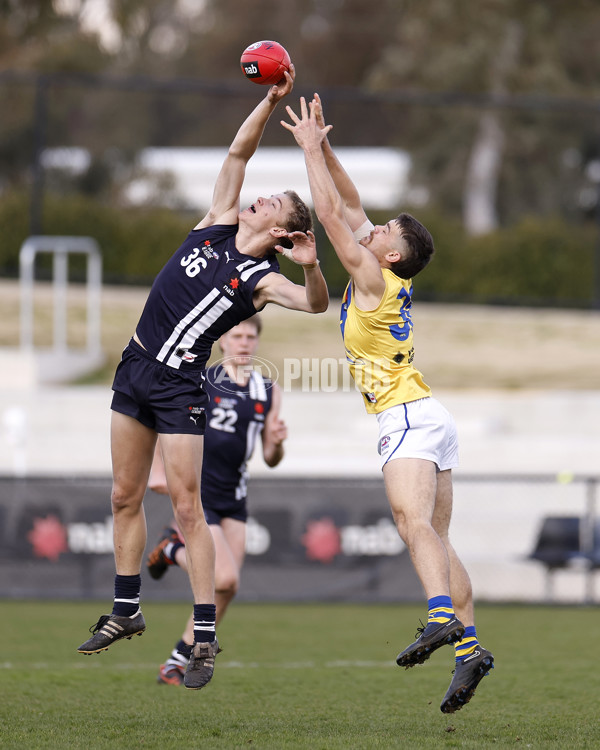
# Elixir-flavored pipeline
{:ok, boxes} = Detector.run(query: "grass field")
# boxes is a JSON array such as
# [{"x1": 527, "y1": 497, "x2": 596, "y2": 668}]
[
  {"x1": 1, "y1": 601, "x2": 599, "y2": 749},
  {"x1": 2, "y1": 279, "x2": 600, "y2": 389}
]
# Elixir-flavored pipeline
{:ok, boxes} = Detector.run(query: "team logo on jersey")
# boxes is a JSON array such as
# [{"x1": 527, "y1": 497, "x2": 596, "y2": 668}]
[
  {"x1": 176, "y1": 348, "x2": 198, "y2": 363},
  {"x1": 201, "y1": 239, "x2": 219, "y2": 260},
  {"x1": 365, "y1": 392, "x2": 377, "y2": 404},
  {"x1": 254, "y1": 403, "x2": 264, "y2": 414},
  {"x1": 222, "y1": 277, "x2": 240, "y2": 297},
  {"x1": 213, "y1": 396, "x2": 238, "y2": 409}
]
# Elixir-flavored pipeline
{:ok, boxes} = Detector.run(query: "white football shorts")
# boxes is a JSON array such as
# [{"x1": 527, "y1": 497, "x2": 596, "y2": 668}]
[{"x1": 376, "y1": 396, "x2": 459, "y2": 471}]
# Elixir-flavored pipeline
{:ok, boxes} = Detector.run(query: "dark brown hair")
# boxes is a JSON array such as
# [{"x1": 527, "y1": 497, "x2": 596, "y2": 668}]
[{"x1": 389, "y1": 212, "x2": 435, "y2": 279}]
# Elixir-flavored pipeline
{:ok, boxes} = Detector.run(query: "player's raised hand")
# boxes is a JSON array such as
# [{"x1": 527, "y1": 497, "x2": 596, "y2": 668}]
[
  {"x1": 270, "y1": 416, "x2": 288, "y2": 446},
  {"x1": 281, "y1": 97, "x2": 332, "y2": 149},
  {"x1": 311, "y1": 92, "x2": 328, "y2": 130},
  {"x1": 275, "y1": 229, "x2": 318, "y2": 267},
  {"x1": 268, "y1": 65, "x2": 295, "y2": 103}
]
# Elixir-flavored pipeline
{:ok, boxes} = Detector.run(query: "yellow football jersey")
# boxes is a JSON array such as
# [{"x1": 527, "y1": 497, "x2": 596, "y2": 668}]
[{"x1": 340, "y1": 269, "x2": 431, "y2": 413}]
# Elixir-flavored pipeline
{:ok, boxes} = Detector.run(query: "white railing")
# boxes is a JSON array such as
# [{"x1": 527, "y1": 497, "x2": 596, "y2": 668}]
[{"x1": 18, "y1": 236, "x2": 103, "y2": 382}]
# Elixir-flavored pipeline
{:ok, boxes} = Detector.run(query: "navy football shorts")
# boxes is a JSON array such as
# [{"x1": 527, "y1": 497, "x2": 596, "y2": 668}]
[
  {"x1": 203, "y1": 505, "x2": 248, "y2": 525},
  {"x1": 202, "y1": 496, "x2": 248, "y2": 525},
  {"x1": 111, "y1": 338, "x2": 207, "y2": 434}
]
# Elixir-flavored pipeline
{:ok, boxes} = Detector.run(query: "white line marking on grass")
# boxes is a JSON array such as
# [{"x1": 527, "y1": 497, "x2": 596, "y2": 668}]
[{"x1": 2, "y1": 659, "x2": 398, "y2": 671}]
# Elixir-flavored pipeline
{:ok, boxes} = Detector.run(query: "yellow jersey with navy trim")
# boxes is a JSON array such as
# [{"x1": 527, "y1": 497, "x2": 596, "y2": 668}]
[{"x1": 340, "y1": 269, "x2": 431, "y2": 414}]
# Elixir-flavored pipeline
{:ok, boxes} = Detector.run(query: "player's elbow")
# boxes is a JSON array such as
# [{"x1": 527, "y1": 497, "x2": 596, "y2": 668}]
[
  {"x1": 314, "y1": 298, "x2": 329, "y2": 313},
  {"x1": 315, "y1": 204, "x2": 340, "y2": 227},
  {"x1": 228, "y1": 143, "x2": 251, "y2": 163},
  {"x1": 316, "y1": 206, "x2": 346, "y2": 242},
  {"x1": 307, "y1": 294, "x2": 329, "y2": 314},
  {"x1": 264, "y1": 446, "x2": 284, "y2": 468}
]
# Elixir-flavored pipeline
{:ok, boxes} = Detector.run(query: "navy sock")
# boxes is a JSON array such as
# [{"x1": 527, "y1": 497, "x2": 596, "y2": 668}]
[
  {"x1": 193, "y1": 604, "x2": 216, "y2": 644},
  {"x1": 176, "y1": 638, "x2": 193, "y2": 658},
  {"x1": 165, "y1": 639, "x2": 193, "y2": 669},
  {"x1": 112, "y1": 574, "x2": 141, "y2": 617},
  {"x1": 165, "y1": 540, "x2": 185, "y2": 565}
]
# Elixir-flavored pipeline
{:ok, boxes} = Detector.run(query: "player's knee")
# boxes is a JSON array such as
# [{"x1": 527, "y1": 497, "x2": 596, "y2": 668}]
[
  {"x1": 391, "y1": 511, "x2": 408, "y2": 541},
  {"x1": 110, "y1": 484, "x2": 143, "y2": 515},
  {"x1": 148, "y1": 477, "x2": 169, "y2": 495},
  {"x1": 173, "y1": 503, "x2": 205, "y2": 535},
  {"x1": 216, "y1": 572, "x2": 239, "y2": 597},
  {"x1": 402, "y1": 517, "x2": 436, "y2": 546},
  {"x1": 436, "y1": 530, "x2": 451, "y2": 546}
]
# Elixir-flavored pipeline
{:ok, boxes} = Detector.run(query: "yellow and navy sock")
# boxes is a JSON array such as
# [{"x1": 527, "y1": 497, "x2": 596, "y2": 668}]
[
  {"x1": 454, "y1": 625, "x2": 479, "y2": 663},
  {"x1": 427, "y1": 595, "x2": 455, "y2": 626},
  {"x1": 112, "y1": 573, "x2": 141, "y2": 617},
  {"x1": 193, "y1": 603, "x2": 216, "y2": 644}
]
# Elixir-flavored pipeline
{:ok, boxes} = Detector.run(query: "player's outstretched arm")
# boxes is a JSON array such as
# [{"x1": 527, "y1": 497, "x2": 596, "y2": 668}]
[
  {"x1": 311, "y1": 93, "x2": 370, "y2": 236},
  {"x1": 282, "y1": 97, "x2": 383, "y2": 300},
  {"x1": 196, "y1": 68, "x2": 296, "y2": 229}
]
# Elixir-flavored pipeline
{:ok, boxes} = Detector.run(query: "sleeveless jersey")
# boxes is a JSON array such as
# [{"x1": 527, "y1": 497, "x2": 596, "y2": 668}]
[
  {"x1": 340, "y1": 268, "x2": 431, "y2": 414},
  {"x1": 136, "y1": 224, "x2": 279, "y2": 370},
  {"x1": 201, "y1": 364, "x2": 273, "y2": 507}
]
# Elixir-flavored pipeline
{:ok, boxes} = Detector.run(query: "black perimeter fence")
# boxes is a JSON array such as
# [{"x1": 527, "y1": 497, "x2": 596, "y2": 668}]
[
  {"x1": 1, "y1": 473, "x2": 598, "y2": 605},
  {"x1": 2, "y1": 70, "x2": 600, "y2": 306}
]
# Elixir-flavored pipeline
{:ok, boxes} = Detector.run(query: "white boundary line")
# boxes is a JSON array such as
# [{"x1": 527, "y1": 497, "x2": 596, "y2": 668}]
[{"x1": 2, "y1": 659, "x2": 399, "y2": 670}]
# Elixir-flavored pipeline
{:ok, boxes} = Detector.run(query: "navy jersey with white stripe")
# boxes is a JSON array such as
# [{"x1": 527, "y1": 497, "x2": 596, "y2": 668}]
[
  {"x1": 201, "y1": 365, "x2": 273, "y2": 507},
  {"x1": 136, "y1": 224, "x2": 279, "y2": 370}
]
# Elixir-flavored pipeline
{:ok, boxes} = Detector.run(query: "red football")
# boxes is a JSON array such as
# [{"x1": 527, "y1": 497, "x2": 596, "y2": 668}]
[{"x1": 240, "y1": 40, "x2": 291, "y2": 86}]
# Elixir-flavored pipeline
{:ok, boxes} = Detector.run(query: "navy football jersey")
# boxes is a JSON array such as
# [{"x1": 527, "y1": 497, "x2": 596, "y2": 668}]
[
  {"x1": 201, "y1": 365, "x2": 273, "y2": 508},
  {"x1": 136, "y1": 224, "x2": 279, "y2": 370}
]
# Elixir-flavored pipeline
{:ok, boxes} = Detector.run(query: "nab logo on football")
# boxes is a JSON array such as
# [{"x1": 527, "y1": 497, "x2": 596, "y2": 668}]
[{"x1": 243, "y1": 62, "x2": 260, "y2": 78}]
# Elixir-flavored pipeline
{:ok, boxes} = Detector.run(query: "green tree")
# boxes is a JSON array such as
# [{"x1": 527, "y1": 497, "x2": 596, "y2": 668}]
[
  {"x1": 367, "y1": 0, "x2": 600, "y2": 230},
  {"x1": 2, "y1": 0, "x2": 600, "y2": 234}
]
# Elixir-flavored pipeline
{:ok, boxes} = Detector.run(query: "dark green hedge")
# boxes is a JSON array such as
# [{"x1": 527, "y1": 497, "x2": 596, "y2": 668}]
[
  {"x1": 0, "y1": 192, "x2": 597, "y2": 306},
  {"x1": 0, "y1": 192, "x2": 193, "y2": 284},
  {"x1": 367, "y1": 209, "x2": 597, "y2": 306}
]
